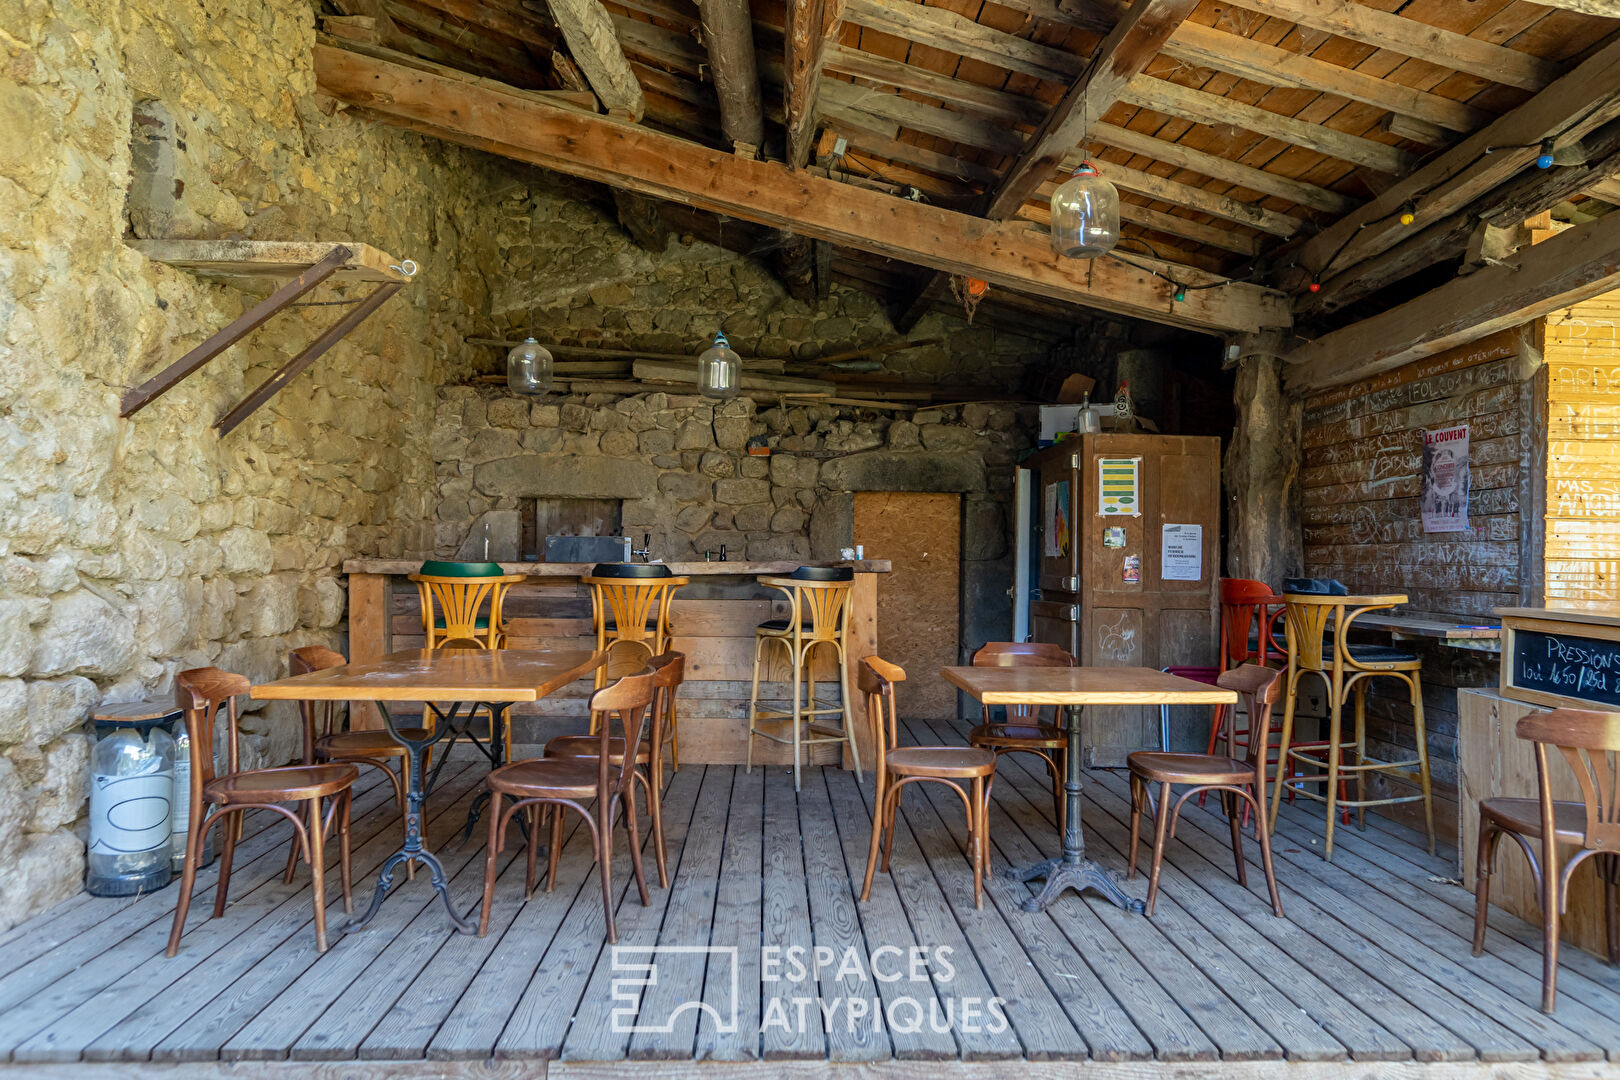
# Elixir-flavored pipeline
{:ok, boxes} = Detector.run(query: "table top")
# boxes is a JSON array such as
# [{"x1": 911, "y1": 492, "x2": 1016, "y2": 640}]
[
  {"x1": 1353, "y1": 613, "x2": 1501, "y2": 639},
  {"x1": 941, "y1": 666, "x2": 1239, "y2": 706},
  {"x1": 250, "y1": 648, "x2": 604, "y2": 702}
]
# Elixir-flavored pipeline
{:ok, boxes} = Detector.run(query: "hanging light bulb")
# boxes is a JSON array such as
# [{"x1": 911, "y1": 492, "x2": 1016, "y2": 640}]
[
  {"x1": 1049, "y1": 161, "x2": 1120, "y2": 259},
  {"x1": 506, "y1": 337, "x2": 553, "y2": 394},
  {"x1": 697, "y1": 330, "x2": 740, "y2": 400}
]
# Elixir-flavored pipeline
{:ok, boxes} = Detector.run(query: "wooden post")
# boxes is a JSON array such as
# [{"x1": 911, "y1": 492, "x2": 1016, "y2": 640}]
[
  {"x1": 347, "y1": 573, "x2": 391, "y2": 730},
  {"x1": 1223, "y1": 352, "x2": 1302, "y2": 587},
  {"x1": 844, "y1": 570, "x2": 879, "y2": 771},
  {"x1": 693, "y1": 0, "x2": 764, "y2": 154}
]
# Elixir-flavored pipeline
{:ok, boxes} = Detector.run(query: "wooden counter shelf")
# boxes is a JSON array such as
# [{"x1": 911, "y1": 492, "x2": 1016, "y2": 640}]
[{"x1": 342, "y1": 559, "x2": 887, "y2": 768}]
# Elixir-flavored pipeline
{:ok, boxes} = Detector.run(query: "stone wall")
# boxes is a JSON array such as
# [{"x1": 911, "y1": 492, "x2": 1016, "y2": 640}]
[
  {"x1": 433, "y1": 386, "x2": 1034, "y2": 670},
  {"x1": 0, "y1": 0, "x2": 511, "y2": 925}
]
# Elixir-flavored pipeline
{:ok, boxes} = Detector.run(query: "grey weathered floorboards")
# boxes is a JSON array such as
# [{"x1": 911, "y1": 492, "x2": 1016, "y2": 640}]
[
  {"x1": 695, "y1": 765, "x2": 765, "y2": 1061},
  {"x1": 758, "y1": 767, "x2": 826, "y2": 1060}
]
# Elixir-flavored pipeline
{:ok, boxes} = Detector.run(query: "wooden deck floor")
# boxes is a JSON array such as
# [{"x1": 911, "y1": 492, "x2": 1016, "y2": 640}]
[{"x1": 4, "y1": 717, "x2": 1620, "y2": 1078}]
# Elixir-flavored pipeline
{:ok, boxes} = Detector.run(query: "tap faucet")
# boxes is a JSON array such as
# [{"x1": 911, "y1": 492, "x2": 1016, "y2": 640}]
[
  {"x1": 630, "y1": 532, "x2": 652, "y2": 562},
  {"x1": 718, "y1": 543, "x2": 727, "y2": 562}
]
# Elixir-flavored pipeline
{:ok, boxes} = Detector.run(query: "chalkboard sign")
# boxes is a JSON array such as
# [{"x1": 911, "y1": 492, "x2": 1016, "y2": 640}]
[{"x1": 1510, "y1": 629, "x2": 1620, "y2": 709}]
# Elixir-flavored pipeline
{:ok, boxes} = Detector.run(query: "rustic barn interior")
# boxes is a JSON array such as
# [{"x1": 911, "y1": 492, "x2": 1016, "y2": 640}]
[{"x1": 6, "y1": 0, "x2": 1620, "y2": 1074}]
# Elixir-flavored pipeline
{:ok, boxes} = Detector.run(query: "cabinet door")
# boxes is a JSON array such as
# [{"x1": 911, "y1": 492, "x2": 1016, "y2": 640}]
[
  {"x1": 1035, "y1": 449, "x2": 1081, "y2": 595},
  {"x1": 1079, "y1": 434, "x2": 1221, "y2": 764}
]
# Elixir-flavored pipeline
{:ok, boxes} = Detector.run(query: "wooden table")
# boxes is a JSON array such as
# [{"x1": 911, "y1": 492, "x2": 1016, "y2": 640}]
[
  {"x1": 252, "y1": 648, "x2": 603, "y2": 933},
  {"x1": 942, "y1": 665, "x2": 1238, "y2": 914}
]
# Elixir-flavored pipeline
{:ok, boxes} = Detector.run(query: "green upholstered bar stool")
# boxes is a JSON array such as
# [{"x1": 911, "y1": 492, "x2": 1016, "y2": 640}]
[{"x1": 410, "y1": 560, "x2": 525, "y2": 651}]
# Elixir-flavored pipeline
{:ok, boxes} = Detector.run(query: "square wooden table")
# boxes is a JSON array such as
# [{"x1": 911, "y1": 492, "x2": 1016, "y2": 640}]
[
  {"x1": 253, "y1": 648, "x2": 603, "y2": 933},
  {"x1": 941, "y1": 665, "x2": 1238, "y2": 914}
]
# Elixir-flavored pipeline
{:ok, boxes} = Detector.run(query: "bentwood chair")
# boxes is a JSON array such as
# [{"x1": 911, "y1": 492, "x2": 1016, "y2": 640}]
[
  {"x1": 282, "y1": 646, "x2": 428, "y2": 882},
  {"x1": 480, "y1": 670, "x2": 657, "y2": 943},
  {"x1": 859, "y1": 657, "x2": 996, "y2": 908},
  {"x1": 583, "y1": 565, "x2": 687, "y2": 766},
  {"x1": 967, "y1": 642, "x2": 1073, "y2": 835},
  {"x1": 411, "y1": 560, "x2": 524, "y2": 651},
  {"x1": 1472, "y1": 708, "x2": 1620, "y2": 1012},
  {"x1": 546, "y1": 651, "x2": 684, "y2": 888},
  {"x1": 746, "y1": 568, "x2": 861, "y2": 790},
  {"x1": 1128, "y1": 664, "x2": 1285, "y2": 917},
  {"x1": 1206, "y1": 578, "x2": 1287, "y2": 755},
  {"x1": 1270, "y1": 592, "x2": 1435, "y2": 860},
  {"x1": 167, "y1": 668, "x2": 357, "y2": 957}
]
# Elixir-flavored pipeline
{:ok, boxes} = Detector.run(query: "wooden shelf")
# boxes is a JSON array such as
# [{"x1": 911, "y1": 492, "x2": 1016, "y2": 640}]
[{"x1": 129, "y1": 239, "x2": 413, "y2": 287}]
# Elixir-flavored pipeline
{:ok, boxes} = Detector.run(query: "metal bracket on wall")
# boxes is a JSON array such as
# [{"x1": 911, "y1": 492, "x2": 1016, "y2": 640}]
[{"x1": 118, "y1": 240, "x2": 415, "y2": 430}]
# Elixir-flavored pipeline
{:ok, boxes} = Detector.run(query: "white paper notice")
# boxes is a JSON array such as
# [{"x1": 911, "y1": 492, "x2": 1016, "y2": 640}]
[{"x1": 1161, "y1": 524, "x2": 1203, "y2": 581}]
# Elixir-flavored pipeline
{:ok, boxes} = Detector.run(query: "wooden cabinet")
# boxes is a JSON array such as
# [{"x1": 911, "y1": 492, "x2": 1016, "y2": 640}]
[{"x1": 1021, "y1": 435, "x2": 1221, "y2": 764}]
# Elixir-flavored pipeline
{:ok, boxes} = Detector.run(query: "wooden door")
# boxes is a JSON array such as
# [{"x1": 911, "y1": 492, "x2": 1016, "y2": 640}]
[
  {"x1": 1079, "y1": 434, "x2": 1221, "y2": 764},
  {"x1": 854, "y1": 492, "x2": 961, "y2": 718}
]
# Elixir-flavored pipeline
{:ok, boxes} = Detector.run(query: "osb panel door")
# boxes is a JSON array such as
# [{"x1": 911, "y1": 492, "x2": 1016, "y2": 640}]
[
  {"x1": 854, "y1": 492, "x2": 961, "y2": 718},
  {"x1": 1080, "y1": 433, "x2": 1220, "y2": 765}
]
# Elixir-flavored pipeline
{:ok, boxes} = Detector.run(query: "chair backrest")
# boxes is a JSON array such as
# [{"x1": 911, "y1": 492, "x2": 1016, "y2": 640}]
[
  {"x1": 1219, "y1": 578, "x2": 1283, "y2": 669},
  {"x1": 858, "y1": 655, "x2": 907, "y2": 775},
  {"x1": 766, "y1": 577, "x2": 851, "y2": 643},
  {"x1": 1281, "y1": 593, "x2": 1407, "y2": 673},
  {"x1": 175, "y1": 667, "x2": 251, "y2": 817},
  {"x1": 972, "y1": 641, "x2": 1074, "y2": 721},
  {"x1": 586, "y1": 669, "x2": 657, "y2": 797},
  {"x1": 645, "y1": 650, "x2": 685, "y2": 752},
  {"x1": 412, "y1": 563, "x2": 522, "y2": 650},
  {"x1": 584, "y1": 576, "x2": 683, "y2": 647},
  {"x1": 1215, "y1": 664, "x2": 1283, "y2": 768},
  {"x1": 289, "y1": 645, "x2": 346, "y2": 755},
  {"x1": 1516, "y1": 708, "x2": 1620, "y2": 853}
]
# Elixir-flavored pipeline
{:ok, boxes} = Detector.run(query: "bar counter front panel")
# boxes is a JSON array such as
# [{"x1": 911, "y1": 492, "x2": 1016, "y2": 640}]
[{"x1": 343, "y1": 560, "x2": 887, "y2": 767}]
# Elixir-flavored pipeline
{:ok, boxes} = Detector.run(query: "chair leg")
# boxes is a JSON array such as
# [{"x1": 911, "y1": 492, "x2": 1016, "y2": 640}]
[
  {"x1": 214, "y1": 810, "x2": 240, "y2": 919},
  {"x1": 339, "y1": 789, "x2": 354, "y2": 915},
  {"x1": 668, "y1": 697, "x2": 680, "y2": 773},
  {"x1": 646, "y1": 767, "x2": 669, "y2": 889},
  {"x1": 881, "y1": 784, "x2": 902, "y2": 873},
  {"x1": 970, "y1": 776, "x2": 984, "y2": 910},
  {"x1": 595, "y1": 804, "x2": 617, "y2": 945},
  {"x1": 1250, "y1": 786, "x2": 1283, "y2": 917},
  {"x1": 1127, "y1": 773, "x2": 1143, "y2": 880},
  {"x1": 1353, "y1": 682, "x2": 1368, "y2": 831},
  {"x1": 547, "y1": 801, "x2": 564, "y2": 892},
  {"x1": 525, "y1": 803, "x2": 541, "y2": 900},
  {"x1": 1146, "y1": 781, "x2": 1172, "y2": 916},
  {"x1": 480, "y1": 794, "x2": 502, "y2": 937},
  {"x1": 1323, "y1": 685, "x2": 1344, "y2": 862},
  {"x1": 1473, "y1": 818, "x2": 1503, "y2": 956},
  {"x1": 167, "y1": 808, "x2": 207, "y2": 957},
  {"x1": 623, "y1": 786, "x2": 651, "y2": 907},
  {"x1": 1544, "y1": 852, "x2": 1561, "y2": 1013},
  {"x1": 309, "y1": 795, "x2": 329, "y2": 953},
  {"x1": 862, "y1": 774, "x2": 886, "y2": 902},
  {"x1": 1604, "y1": 855, "x2": 1620, "y2": 966},
  {"x1": 1269, "y1": 677, "x2": 1298, "y2": 836},
  {"x1": 838, "y1": 644, "x2": 861, "y2": 781},
  {"x1": 745, "y1": 635, "x2": 764, "y2": 775},
  {"x1": 1226, "y1": 790, "x2": 1248, "y2": 888},
  {"x1": 1409, "y1": 673, "x2": 1436, "y2": 855},
  {"x1": 790, "y1": 645, "x2": 803, "y2": 793}
]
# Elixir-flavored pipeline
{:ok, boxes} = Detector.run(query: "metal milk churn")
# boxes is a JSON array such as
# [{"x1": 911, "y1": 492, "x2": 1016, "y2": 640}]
[{"x1": 86, "y1": 703, "x2": 176, "y2": 897}]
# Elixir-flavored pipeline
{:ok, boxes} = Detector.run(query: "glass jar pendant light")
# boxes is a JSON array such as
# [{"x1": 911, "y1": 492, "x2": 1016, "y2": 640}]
[
  {"x1": 1049, "y1": 160, "x2": 1120, "y2": 259},
  {"x1": 697, "y1": 330, "x2": 740, "y2": 400},
  {"x1": 507, "y1": 202, "x2": 553, "y2": 394},
  {"x1": 506, "y1": 336, "x2": 553, "y2": 394}
]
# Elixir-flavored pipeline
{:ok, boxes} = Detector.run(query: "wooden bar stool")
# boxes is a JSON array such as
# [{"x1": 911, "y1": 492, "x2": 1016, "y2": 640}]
[
  {"x1": 746, "y1": 567, "x2": 860, "y2": 791},
  {"x1": 411, "y1": 560, "x2": 524, "y2": 651},
  {"x1": 584, "y1": 564, "x2": 687, "y2": 761},
  {"x1": 479, "y1": 670, "x2": 657, "y2": 944},
  {"x1": 1128, "y1": 664, "x2": 1285, "y2": 917},
  {"x1": 1471, "y1": 708, "x2": 1620, "y2": 1012},
  {"x1": 967, "y1": 641, "x2": 1072, "y2": 835},
  {"x1": 1269, "y1": 592, "x2": 1436, "y2": 860},
  {"x1": 167, "y1": 668, "x2": 356, "y2": 957},
  {"x1": 283, "y1": 645, "x2": 428, "y2": 882},
  {"x1": 858, "y1": 657, "x2": 996, "y2": 908},
  {"x1": 546, "y1": 651, "x2": 683, "y2": 888}
]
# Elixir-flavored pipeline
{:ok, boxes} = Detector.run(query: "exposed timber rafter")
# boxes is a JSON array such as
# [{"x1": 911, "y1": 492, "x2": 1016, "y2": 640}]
[
  {"x1": 693, "y1": 0, "x2": 764, "y2": 154},
  {"x1": 545, "y1": 0, "x2": 644, "y2": 119},
  {"x1": 982, "y1": 0, "x2": 1200, "y2": 220},
  {"x1": 315, "y1": 44, "x2": 1290, "y2": 334},
  {"x1": 1286, "y1": 208, "x2": 1620, "y2": 391},
  {"x1": 785, "y1": 0, "x2": 847, "y2": 169}
]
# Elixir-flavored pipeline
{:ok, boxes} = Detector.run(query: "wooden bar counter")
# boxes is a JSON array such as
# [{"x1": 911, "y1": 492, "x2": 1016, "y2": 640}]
[
  {"x1": 343, "y1": 559, "x2": 888, "y2": 767},
  {"x1": 1458, "y1": 603, "x2": 1620, "y2": 959}
]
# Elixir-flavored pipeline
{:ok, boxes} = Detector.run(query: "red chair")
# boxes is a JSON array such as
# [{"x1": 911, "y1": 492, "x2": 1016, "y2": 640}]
[{"x1": 1205, "y1": 579, "x2": 1286, "y2": 757}]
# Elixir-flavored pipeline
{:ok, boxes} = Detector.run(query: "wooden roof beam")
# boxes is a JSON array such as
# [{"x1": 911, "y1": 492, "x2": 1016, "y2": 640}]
[
  {"x1": 1229, "y1": 0, "x2": 1564, "y2": 93},
  {"x1": 546, "y1": 0, "x2": 645, "y2": 119},
  {"x1": 693, "y1": 0, "x2": 765, "y2": 153},
  {"x1": 316, "y1": 45, "x2": 1290, "y2": 333},
  {"x1": 784, "y1": 0, "x2": 846, "y2": 168},
  {"x1": 982, "y1": 0, "x2": 1199, "y2": 220},
  {"x1": 1292, "y1": 35, "x2": 1620, "y2": 287},
  {"x1": 1286, "y1": 208, "x2": 1620, "y2": 391}
]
